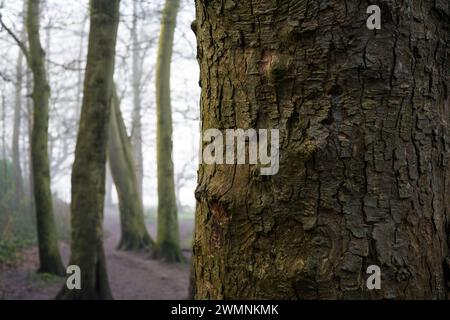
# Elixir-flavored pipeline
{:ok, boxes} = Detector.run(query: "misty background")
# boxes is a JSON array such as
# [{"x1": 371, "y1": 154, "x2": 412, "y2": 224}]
[{"x1": 0, "y1": 0, "x2": 200, "y2": 210}]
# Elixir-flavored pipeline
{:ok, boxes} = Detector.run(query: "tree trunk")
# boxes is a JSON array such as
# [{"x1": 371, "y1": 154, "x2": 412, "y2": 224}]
[
  {"x1": 108, "y1": 86, "x2": 154, "y2": 251},
  {"x1": 130, "y1": 0, "x2": 144, "y2": 200},
  {"x1": 75, "y1": 14, "x2": 88, "y2": 117},
  {"x1": 154, "y1": 0, "x2": 184, "y2": 263},
  {"x1": 105, "y1": 163, "x2": 113, "y2": 208},
  {"x1": 25, "y1": 68, "x2": 35, "y2": 214},
  {"x1": 192, "y1": 1, "x2": 450, "y2": 299},
  {"x1": 12, "y1": 38, "x2": 25, "y2": 209},
  {"x1": 26, "y1": 0, "x2": 64, "y2": 276},
  {"x1": 57, "y1": 0, "x2": 120, "y2": 300}
]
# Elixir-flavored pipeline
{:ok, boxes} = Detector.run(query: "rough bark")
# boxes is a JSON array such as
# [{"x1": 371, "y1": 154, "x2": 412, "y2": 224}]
[
  {"x1": 108, "y1": 86, "x2": 154, "y2": 251},
  {"x1": 57, "y1": 0, "x2": 120, "y2": 300},
  {"x1": 193, "y1": 0, "x2": 450, "y2": 299},
  {"x1": 154, "y1": 0, "x2": 184, "y2": 263},
  {"x1": 26, "y1": 0, "x2": 64, "y2": 276}
]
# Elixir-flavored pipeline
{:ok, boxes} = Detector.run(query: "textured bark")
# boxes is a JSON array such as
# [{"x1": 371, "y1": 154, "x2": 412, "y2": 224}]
[
  {"x1": 193, "y1": 0, "x2": 450, "y2": 299},
  {"x1": 108, "y1": 86, "x2": 154, "y2": 251},
  {"x1": 57, "y1": 0, "x2": 120, "y2": 300},
  {"x1": 154, "y1": 0, "x2": 184, "y2": 263},
  {"x1": 26, "y1": 0, "x2": 64, "y2": 276},
  {"x1": 130, "y1": 0, "x2": 144, "y2": 200}
]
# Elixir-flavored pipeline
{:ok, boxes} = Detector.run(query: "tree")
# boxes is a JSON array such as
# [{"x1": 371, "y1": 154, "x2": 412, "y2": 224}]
[
  {"x1": 154, "y1": 0, "x2": 184, "y2": 262},
  {"x1": 192, "y1": 1, "x2": 450, "y2": 299},
  {"x1": 75, "y1": 13, "x2": 88, "y2": 118},
  {"x1": 12, "y1": 30, "x2": 25, "y2": 210},
  {"x1": 57, "y1": 0, "x2": 120, "y2": 300},
  {"x1": 104, "y1": 164, "x2": 114, "y2": 208},
  {"x1": 130, "y1": 0, "x2": 144, "y2": 200},
  {"x1": 26, "y1": 0, "x2": 64, "y2": 275},
  {"x1": 25, "y1": 67, "x2": 34, "y2": 212},
  {"x1": 108, "y1": 86, "x2": 154, "y2": 251}
]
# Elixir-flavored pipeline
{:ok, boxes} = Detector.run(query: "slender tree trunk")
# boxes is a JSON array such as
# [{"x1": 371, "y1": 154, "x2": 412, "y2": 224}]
[
  {"x1": 26, "y1": 0, "x2": 64, "y2": 276},
  {"x1": 12, "y1": 1, "x2": 27, "y2": 207},
  {"x1": 105, "y1": 163, "x2": 113, "y2": 208},
  {"x1": 12, "y1": 40, "x2": 25, "y2": 209},
  {"x1": 154, "y1": 0, "x2": 184, "y2": 263},
  {"x1": 57, "y1": 0, "x2": 120, "y2": 300},
  {"x1": 130, "y1": 0, "x2": 144, "y2": 200},
  {"x1": 25, "y1": 69, "x2": 35, "y2": 214},
  {"x1": 108, "y1": 86, "x2": 154, "y2": 251},
  {"x1": 0, "y1": 95, "x2": 12, "y2": 237},
  {"x1": 75, "y1": 14, "x2": 88, "y2": 117},
  {"x1": 45, "y1": 18, "x2": 53, "y2": 163},
  {"x1": 1, "y1": 95, "x2": 6, "y2": 163},
  {"x1": 192, "y1": 0, "x2": 450, "y2": 299}
]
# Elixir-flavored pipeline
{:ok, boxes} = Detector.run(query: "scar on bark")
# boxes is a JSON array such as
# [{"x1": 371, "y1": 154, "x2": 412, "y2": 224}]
[
  {"x1": 260, "y1": 51, "x2": 292, "y2": 83},
  {"x1": 209, "y1": 200, "x2": 229, "y2": 247}
]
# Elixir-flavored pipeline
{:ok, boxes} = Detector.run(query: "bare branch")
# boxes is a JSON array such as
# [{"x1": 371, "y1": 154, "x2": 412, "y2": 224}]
[
  {"x1": 0, "y1": 71, "x2": 12, "y2": 82},
  {"x1": 0, "y1": 14, "x2": 29, "y2": 64}
]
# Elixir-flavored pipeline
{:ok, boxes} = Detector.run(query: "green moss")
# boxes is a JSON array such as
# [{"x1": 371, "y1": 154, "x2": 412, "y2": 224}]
[
  {"x1": 57, "y1": 0, "x2": 120, "y2": 300},
  {"x1": 26, "y1": 0, "x2": 64, "y2": 276},
  {"x1": 152, "y1": 240, "x2": 186, "y2": 263},
  {"x1": 27, "y1": 272, "x2": 62, "y2": 289},
  {"x1": 108, "y1": 87, "x2": 154, "y2": 251},
  {"x1": 155, "y1": 0, "x2": 184, "y2": 263}
]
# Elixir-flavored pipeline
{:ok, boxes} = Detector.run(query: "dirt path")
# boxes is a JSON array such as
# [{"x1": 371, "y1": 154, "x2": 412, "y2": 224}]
[{"x1": 0, "y1": 212, "x2": 191, "y2": 300}]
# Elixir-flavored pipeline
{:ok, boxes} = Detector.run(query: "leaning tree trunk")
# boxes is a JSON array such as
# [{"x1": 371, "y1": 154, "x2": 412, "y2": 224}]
[
  {"x1": 108, "y1": 86, "x2": 154, "y2": 251},
  {"x1": 192, "y1": 1, "x2": 450, "y2": 299},
  {"x1": 154, "y1": 0, "x2": 184, "y2": 262},
  {"x1": 26, "y1": 0, "x2": 64, "y2": 276},
  {"x1": 57, "y1": 0, "x2": 120, "y2": 300}
]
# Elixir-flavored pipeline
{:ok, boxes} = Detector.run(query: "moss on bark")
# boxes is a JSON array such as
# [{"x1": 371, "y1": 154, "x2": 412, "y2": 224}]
[
  {"x1": 193, "y1": 0, "x2": 450, "y2": 299},
  {"x1": 154, "y1": 0, "x2": 185, "y2": 263},
  {"x1": 26, "y1": 0, "x2": 64, "y2": 276},
  {"x1": 57, "y1": 0, "x2": 120, "y2": 300},
  {"x1": 108, "y1": 86, "x2": 154, "y2": 251}
]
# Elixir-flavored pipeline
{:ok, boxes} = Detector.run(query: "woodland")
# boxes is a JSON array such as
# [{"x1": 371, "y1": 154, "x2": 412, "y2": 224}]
[{"x1": 1, "y1": 0, "x2": 450, "y2": 300}]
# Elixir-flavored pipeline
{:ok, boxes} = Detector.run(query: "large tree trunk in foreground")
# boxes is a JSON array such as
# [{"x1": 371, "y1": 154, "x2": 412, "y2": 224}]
[
  {"x1": 154, "y1": 0, "x2": 184, "y2": 262},
  {"x1": 26, "y1": 0, "x2": 64, "y2": 276},
  {"x1": 108, "y1": 87, "x2": 154, "y2": 251},
  {"x1": 57, "y1": 0, "x2": 120, "y2": 300},
  {"x1": 193, "y1": 1, "x2": 450, "y2": 299}
]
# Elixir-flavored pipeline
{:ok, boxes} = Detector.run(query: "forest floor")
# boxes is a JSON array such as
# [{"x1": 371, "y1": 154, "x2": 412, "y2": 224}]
[{"x1": 0, "y1": 209, "x2": 192, "y2": 300}]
